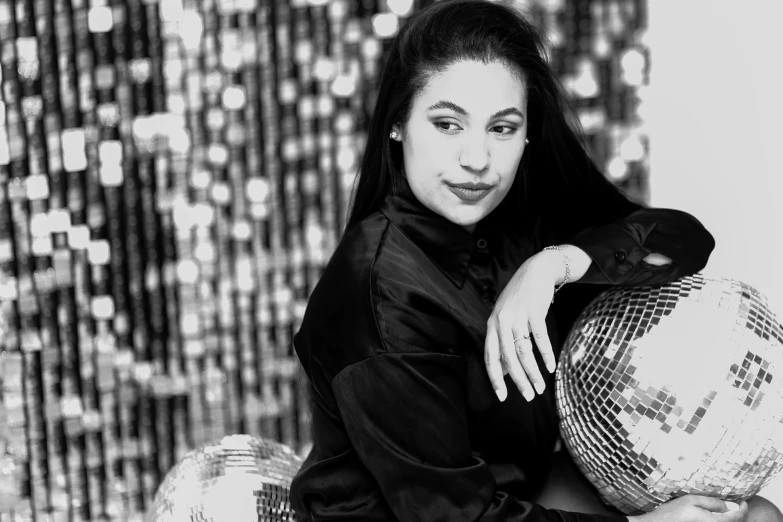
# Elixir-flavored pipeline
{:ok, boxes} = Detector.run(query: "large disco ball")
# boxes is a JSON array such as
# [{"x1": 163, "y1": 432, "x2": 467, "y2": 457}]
[
  {"x1": 147, "y1": 434, "x2": 304, "y2": 521},
  {"x1": 556, "y1": 273, "x2": 783, "y2": 515}
]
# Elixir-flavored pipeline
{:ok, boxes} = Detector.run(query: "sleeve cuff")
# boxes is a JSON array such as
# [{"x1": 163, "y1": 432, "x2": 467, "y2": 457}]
[{"x1": 566, "y1": 222, "x2": 653, "y2": 285}]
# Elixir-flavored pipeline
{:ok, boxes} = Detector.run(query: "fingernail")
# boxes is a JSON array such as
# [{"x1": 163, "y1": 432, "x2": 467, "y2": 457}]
[
  {"x1": 546, "y1": 361, "x2": 556, "y2": 373},
  {"x1": 534, "y1": 382, "x2": 545, "y2": 395},
  {"x1": 725, "y1": 501, "x2": 739, "y2": 511},
  {"x1": 523, "y1": 390, "x2": 534, "y2": 402},
  {"x1": 496, "y1": 387, "x2": 507, "y2": 402}
]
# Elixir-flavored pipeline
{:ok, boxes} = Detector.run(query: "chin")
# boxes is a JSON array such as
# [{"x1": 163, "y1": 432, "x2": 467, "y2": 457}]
[{"x1": 446, "y1": 212, "x2": 483, "y2": 230}]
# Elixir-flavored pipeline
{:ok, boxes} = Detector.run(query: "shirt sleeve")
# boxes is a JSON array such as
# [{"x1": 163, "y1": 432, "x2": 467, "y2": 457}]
[
  {"x1": 565, "y1": 207, "x2": 715, "y2": 287},
  {"x1": 331, "y1": 351, "x2": 627, "y2": 522},
  {"x1": 547, "y1": 184, "x2": 715, "y2": 354}
]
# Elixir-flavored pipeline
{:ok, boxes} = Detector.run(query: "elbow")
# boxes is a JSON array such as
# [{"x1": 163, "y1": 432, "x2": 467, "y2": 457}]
[
  {"x1": 678, "y1": 225, "x2": 716, "y2": 276},
  {"x1": 670, "y1": 210, "x2": 717, "y2": 275},
  {"x1": 694, "y1": 223, "x2": 716, "y2": 271}
]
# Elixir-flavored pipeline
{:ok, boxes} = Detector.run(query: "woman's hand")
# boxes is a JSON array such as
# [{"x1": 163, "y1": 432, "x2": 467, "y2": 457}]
[
  {"x1": 484, "y1": 251, "x2": 565, "y2": 402},
  {"x1": 643, "y1": 252, "x2": 672, "y2": 266},
  {"x1": 485, "y1": 245, "x2": 673, "y2": 402},
  {"x1": 629, "y1": 495, "x2": 747, "y2": 522}
]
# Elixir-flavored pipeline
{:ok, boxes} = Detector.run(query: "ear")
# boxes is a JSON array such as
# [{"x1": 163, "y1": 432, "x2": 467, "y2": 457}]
[{"x1": 390, "y1": 122, "x2": 402, "y2": 141}]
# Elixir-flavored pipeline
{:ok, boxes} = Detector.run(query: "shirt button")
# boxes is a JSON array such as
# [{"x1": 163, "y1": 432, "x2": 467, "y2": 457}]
[
  {"x1": 615, "y1": 251, "x2": 627, "y2": 263},
  {"x1": 476, "y1": 239, "x2": 488, "y2": 250}
]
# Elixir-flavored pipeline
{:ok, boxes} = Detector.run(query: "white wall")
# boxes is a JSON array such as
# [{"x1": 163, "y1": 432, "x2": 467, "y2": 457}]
[{"x1": 646, "y1": 0, "x2": 783, "y2": 506}]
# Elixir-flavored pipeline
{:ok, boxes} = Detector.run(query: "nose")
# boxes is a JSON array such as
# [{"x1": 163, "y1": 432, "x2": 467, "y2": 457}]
[{"x1": 459, "y1": 134, "x2": 490, "y2": 172}]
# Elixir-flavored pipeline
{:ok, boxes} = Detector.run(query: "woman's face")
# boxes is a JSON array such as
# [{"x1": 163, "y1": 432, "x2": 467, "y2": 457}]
[{"x1": 392, "y1": 60, "x2": 528, "y2": 233}]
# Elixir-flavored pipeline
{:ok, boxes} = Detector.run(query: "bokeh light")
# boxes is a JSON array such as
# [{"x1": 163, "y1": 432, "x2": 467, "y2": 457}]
[{"x1": 0, "y1": 0, "x2": 650, "y2": 518}]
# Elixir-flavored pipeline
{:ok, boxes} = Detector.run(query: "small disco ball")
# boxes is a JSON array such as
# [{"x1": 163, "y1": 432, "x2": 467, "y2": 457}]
[
  {"x1": 556, "y1": 273, "x2": 783, "y2": 515},
  {"x1": 147, "y1": 434, "x2": 304, "y2": 522}
]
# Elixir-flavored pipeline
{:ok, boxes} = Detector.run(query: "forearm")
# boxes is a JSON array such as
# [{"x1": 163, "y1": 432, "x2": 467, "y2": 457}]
[
  {"x1": 546, "y1": 245, "x2": 593, "y2": 285},
  {"x1": 561, "y1": 208, "x2": 713, "y2": 286},
  {"x1": 532, "y1": 245, "x2": 596, "y2": 287},
  {"x1": 536, "y1": 245, "x2": 675, "y2": 289}
]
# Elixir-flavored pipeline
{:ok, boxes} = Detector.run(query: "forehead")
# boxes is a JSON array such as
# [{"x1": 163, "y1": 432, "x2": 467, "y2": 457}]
[{"x1": 414, "y1": 60, "x2": 527, "y2": 115}]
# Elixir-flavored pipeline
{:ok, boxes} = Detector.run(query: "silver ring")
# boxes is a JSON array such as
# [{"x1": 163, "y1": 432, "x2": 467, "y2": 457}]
[{"x1": 513, "y1": 334, "x2": 531, "y2": 342}]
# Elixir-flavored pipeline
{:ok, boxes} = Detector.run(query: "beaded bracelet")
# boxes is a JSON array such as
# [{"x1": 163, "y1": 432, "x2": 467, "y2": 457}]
[{"x1": 543, "y1": 245, "x2": 571, "y2": 302}]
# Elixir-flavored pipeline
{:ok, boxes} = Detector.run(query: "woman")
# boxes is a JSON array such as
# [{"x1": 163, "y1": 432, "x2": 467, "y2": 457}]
[{"x1": 290, "y1": 1, "x2": 782, "y2": 520}]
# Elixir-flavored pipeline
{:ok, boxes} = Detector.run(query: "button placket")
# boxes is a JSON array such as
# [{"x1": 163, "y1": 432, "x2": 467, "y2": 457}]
[{"x1": 469, "y1": 238, "x2": 496, "y2": 305}]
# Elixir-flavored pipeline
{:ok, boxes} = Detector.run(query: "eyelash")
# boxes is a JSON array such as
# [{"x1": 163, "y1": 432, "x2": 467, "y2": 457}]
[{"x1": 434, "y1": 121, "x2": 519, "y2": 136}]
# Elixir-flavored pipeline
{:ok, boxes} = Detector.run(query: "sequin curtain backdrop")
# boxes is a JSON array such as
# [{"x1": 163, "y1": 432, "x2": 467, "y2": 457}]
[{"x1": 0, "y1": 0, "x2": 649, "y2": 519}]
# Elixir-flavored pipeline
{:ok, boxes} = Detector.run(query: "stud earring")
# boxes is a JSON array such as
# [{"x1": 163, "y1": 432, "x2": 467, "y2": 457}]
[
  {"x1": 525, "y1": 138, "x2": 529, "y2": 144},
  {"x1": 390, "y1": 130, "x2": 399, "y2": 140}
]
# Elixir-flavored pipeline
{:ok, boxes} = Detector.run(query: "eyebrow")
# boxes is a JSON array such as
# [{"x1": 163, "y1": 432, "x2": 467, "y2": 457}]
[{"x1": 425, "y1": 100, "x2": 525, "y2": 121}]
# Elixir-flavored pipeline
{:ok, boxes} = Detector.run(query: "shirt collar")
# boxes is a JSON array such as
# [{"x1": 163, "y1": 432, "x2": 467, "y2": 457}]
[{"x1": 380, "y1": 178, "x2": 503, "y2": 288}]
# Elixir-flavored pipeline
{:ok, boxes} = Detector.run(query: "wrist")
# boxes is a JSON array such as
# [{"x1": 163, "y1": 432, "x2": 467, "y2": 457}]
[
  {"x1": 555, "y1": 244, "x2": 592, "y2": 283},
  {"x1": 536, "y1": 249, "x2": 568, "y2": 285}
]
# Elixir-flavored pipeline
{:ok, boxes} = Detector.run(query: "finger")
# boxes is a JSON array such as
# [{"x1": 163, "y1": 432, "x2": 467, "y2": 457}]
[
  {"x1": 503, "y1": 328, "x2": 536, "y2": 401},
  {"x1": 499, "y1": 326, "x2": 534, "y2": 401},
  {"x1": 529, "y1": 316, "x2": 556, "y2": 374},
  {"x1": 689, "y1": 495, "x2": 740, "y2": 514},
  {"x1": 484, "y1": 321, "x2": 507, "y2": 402},
  {"x1": 713, "y1": 501, "x2": 747, "y2": 522},
  {"x1": 642, "y1": 252, "x2": 673, "y2": 266},
  {"x1": 513, "y1": 331, "x2": 545, "y2": 396}
]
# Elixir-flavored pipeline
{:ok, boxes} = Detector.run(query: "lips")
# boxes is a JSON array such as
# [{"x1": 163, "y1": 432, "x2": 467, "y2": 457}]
[
  {"x1": 448, "y1": 181, "x2": 493, "y2": 190},
  {"x1": 447, "y1": 182, "x2": 493, "y2": 202}
]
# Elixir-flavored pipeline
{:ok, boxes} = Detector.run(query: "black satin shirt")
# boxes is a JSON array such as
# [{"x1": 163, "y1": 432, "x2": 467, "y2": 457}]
[{"x1": 291, "y1": 179, "x2": 715, "y2": 521}]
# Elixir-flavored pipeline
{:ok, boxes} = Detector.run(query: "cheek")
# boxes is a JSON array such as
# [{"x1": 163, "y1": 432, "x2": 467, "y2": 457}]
[
  {"x1": 493, "y1": 144, "x2": 524, "y2": 179},
  {"x1": 404, "y1": 137, "x2": 451, "y2": 177}
]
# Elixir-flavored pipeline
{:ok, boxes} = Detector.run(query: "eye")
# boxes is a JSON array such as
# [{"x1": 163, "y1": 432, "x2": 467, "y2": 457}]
[
  {"x1": 434, "y1": 121, "x2": 461, "y2": 133},
  {"x1": 490, "y1": 125, "x2": 518, "y2": 136}
]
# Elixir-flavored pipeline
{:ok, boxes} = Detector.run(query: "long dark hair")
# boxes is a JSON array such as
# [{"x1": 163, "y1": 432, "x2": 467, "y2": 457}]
[{"x1": 345, "y1": 0, "x2": 639, "y2": 244}]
